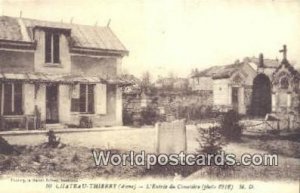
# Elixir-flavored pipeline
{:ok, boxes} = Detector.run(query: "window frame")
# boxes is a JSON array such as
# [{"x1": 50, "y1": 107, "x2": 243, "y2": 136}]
[
  {"x1": 45, "y1": 31, "x2": 60, "y2": 64},
  {"x1": 71, "y1": 84, "x2": 95, "y2": 114},
  {"x1": 3, "y1": 83, "x2": 23, "y2": 115}
]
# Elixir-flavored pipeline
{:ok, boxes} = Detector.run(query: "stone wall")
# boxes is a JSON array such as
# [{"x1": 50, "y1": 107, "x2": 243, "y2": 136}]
[{"x1": 123, "y1": 90, "x2": 214, "y2": 125}]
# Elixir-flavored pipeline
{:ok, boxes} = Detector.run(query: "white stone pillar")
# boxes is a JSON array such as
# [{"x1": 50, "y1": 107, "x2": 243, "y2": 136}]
[
  {"x1": 239, "y1": 87, "x2": 245, "y2": 114},
  {"x1": 287, "y1": 93, "x2": 291, "y2": 109},
  {"x1": 58, "y1": 84, "x2": 71, "y2": 124},
  {"x1": 94, "y1": 83, "x2": 107, "y2": 115},
  {"x1": 23, "y1": 83, "x2": 35, "y2": 115},
  {"x1": 228, "y1": 86, "x2": 232, "y2": 106},
  {"x1": 272, "y1": 93, "x2": 276, "y2": 112},
  {"x1": 116, "y1": 86, "x2": 123, "y2": 125}
]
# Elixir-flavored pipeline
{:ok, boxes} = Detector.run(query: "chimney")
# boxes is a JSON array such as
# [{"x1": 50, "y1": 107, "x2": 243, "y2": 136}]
[
  {"x1": 258, "y1": 53, "x2": 264, "y2": 74},
  {"x1": 259, "y1": 53, "x2": 264, "y2": 68}
]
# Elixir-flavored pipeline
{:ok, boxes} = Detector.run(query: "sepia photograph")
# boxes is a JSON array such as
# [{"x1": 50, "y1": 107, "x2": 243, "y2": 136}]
[{"x1": 0, "y1": 0, "x2": 299, "y2": 192}]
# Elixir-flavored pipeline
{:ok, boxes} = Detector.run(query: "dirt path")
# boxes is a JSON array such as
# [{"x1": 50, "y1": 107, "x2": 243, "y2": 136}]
[{"x1": 2, "y1": 126, "x2": 299, "y2": 180}]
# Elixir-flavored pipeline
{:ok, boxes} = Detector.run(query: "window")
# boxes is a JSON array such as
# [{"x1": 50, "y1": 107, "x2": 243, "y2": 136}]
[
  {"x1": 280, "y1": 76, "x2": 289, "y2": 89},
  {"x1": 71, "y1": 84, "x2": 94, "y2": 113},
  {"x1": 45, "y1": 32, "x2": 60, "y2": 63},
  {"x1": 3, "y1": 83, "x2": 23, "y2": 115}
]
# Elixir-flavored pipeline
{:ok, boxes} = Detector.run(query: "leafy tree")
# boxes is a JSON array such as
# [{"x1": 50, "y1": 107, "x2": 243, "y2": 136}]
[
  {"x1": 196, "y1": 126, "x2": 224, "y2": 155},
  {"x1": 219, "y1": 110, "x2": 243, "y2": 141},
  {"x1": 140, "y1": 71, "x2": 152, "y2": 93}
]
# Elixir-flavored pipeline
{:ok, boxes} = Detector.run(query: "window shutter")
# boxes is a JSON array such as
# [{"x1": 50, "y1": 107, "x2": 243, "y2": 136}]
[
  {"x1": 95, "y1": 83, "x2": 107, "y2": 114},
  {"x1": 53, "y1": 34, "x2": 60, "y2": 63},
  {"x1": 45, "y1": 32, "x2": 52, "y2": 63}
]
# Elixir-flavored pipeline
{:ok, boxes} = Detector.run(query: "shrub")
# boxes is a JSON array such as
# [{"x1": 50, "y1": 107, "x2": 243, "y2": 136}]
[
  {"x1": 71, "y1": 153, "x2": 80, "y2": 163},
  {"x1": 79, "y1": 116, "x2": 93, "y2": 128},
  {"x1": 220, "y1": 110, "x2": 243, "y2": 141},
  {"x1": 46, "y1": 130, "x2": 60, "y2": 148},
  {"x1": 176, "y1": 105, "x2": 214, "y2": 122},
  {"x1": 123, "y1": 109, "x2": 133, "y2": 126},
  {"x1": 140, "y1": 106, "x2": 158, "y2": 125},
  {"x1": 0, "y1": 136, "x2": 16, "y2": 154},
  {"x1": 196, "y1": 126, "x2": 224, "y2": 155}
]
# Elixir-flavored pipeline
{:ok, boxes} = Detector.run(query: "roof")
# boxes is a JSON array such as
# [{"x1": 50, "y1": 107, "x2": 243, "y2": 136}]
[
  {"x1": 191, "y1": 62, "x2": 244, "y2": 79},
  {"x1": 0, "y1": 16, "x2": 128, "y2": 54},
  {"x1": 0, "y1": 72, "x2": 132, "y2": 86},
  {"x1": 273, "y1": 59, "x2": 300, "y2": 79},
  {"x1": 244, "y1": 57, "x2": 279, "y2": 68}
]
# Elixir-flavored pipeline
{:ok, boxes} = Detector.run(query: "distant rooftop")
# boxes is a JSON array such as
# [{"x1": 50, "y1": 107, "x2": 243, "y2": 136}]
[
  {"x1": 191, "y1": 56, "x2": 281, "y2": 79},
  {"x1": 244, "y1": 56, "x2": 279, "y2": 68},
  {"x1": 191, "y1": 61, "x2": 244, "y2": 79}
]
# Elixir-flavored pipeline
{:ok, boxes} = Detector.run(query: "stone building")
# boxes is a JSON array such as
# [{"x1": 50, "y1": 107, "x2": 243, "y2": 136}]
[
  {"x1": 190, "y1": 53, "x2": 285, "y2": 116},
  {"x1": 190, "y1": 60, "x2": 257, "y2": 114},
  {"x1": 249, "y1": 45, "x2": 300, "y2": 130},
  {"x1": 0, "y1": 16, "x2": 128, "y2": 130}
]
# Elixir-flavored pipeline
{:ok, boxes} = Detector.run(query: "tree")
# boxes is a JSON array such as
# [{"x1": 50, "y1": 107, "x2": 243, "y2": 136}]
[
  {"x1": 196, "y1": 126, "x2": 224, "y2": 155},
  {"x1": 219, "y1": 110, "x2": 243, "y2": 141},
  {"x1": 140, "y1": 71, "x2": 154, "y2": 94}
]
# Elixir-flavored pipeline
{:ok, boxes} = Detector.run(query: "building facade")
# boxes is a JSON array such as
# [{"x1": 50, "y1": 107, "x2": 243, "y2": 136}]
[
  {"x1": 190, "y1": 60, "x2": 257, "y2": 114},
  {"x1": 0, "y1": 16, "x2": 128, "y2": 130}
]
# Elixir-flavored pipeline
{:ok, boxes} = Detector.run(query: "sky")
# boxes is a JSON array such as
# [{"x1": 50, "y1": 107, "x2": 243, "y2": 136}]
[{"x1": 0, "y1": 0, "x2": 300, "y2": 79}]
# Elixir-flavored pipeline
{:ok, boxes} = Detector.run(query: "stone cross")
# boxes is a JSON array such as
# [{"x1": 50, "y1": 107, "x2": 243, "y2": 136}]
[{"x1": 279, "y1": 45, "x2": 287, "y2": 60}]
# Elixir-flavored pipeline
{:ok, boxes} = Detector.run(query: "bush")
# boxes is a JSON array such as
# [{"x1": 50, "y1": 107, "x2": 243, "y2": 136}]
[
  {"x1": 196, "y1": 126, "x2": 224, "y2": 155},
  {"x1": 140, "y1": 106, "x2": 158, "y2": 125},
  {"x1": 46, "y1": 130, "x2": 60, "y2": 148},
  {"x1": 79, "y1": 116, "x2": 93, "y2": 128},
  {"x1": 0, "y1": 136, "x2": 16, "y2": 154},
  {"x1": 219, "y1": 110, "x2": 243, "y2": 141},
  {"x1": 176, "y1": 105, "x2": 214, "y2": 122},
  {"x1": 123, "y1": 109, "x2": 133, "y2": 126}
]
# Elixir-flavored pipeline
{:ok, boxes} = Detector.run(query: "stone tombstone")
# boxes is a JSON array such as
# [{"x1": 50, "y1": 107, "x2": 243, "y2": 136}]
[{"x1": 155, "y1": 119, "x2": 187, "y2": 154}]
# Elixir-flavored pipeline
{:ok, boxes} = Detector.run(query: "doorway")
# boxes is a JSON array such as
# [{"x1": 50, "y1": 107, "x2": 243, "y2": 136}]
[
  {"x1": 250, "y1": 74, "x2": 271, "y2": 117},
  {"x1": 46, "y1": 84, "x2": 59, "y2": 123},
  {"x1": 232, "y1": 87, "x2": 239, "y2": 112}
]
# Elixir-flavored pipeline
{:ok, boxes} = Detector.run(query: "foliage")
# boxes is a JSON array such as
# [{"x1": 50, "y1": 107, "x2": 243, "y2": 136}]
[
  {"x1": 34, "y1": 105, "x2": 42, "y2": 129},
  {"x1": 123, "y1": 104, "x2": 216, "y2": 126},
  {"x1": 196, "y1": 126, "x2": 224, "y2": 155},
  {"x1": 123, "y1": 109, "x2": 134, "y2": 126},
  {"x1": 46, "y1": 130, "x2": 60, "y2": 148},
  {"x1": 140, "y1": 71, "x2": 155, "y2": 94},
  {"x1": 79, "y1": 116, "x2": 93, "y2": 128},
  {"x1": 140, "y1": 106, "x2": 159, "y2": 125},
  {"x1": 176, "y1": 105, "x2": 215, "y2": 121},
  {"x1": 0, "y1": 136, "x2": 16, "y2": 154},
  {"x1": 219, "y1": 110, "x2": 243, "y2": 141}
]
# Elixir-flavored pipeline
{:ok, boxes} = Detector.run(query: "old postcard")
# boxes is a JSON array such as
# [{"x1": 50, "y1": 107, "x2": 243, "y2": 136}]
[{"x1": 0, "y1": 0, "x2": 299, "y2": 192}]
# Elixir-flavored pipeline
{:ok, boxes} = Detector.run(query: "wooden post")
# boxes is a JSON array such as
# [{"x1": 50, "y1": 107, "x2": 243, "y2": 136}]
[
  {"x1": 155, "y1": 122, "x2": 161, "y2": 153},
  {"x1": 0, "y1": 83, "x2": 4, "y2": 130},
  {"x1": 1, "y1": 83, "x2": 3, "y2": 116}
]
